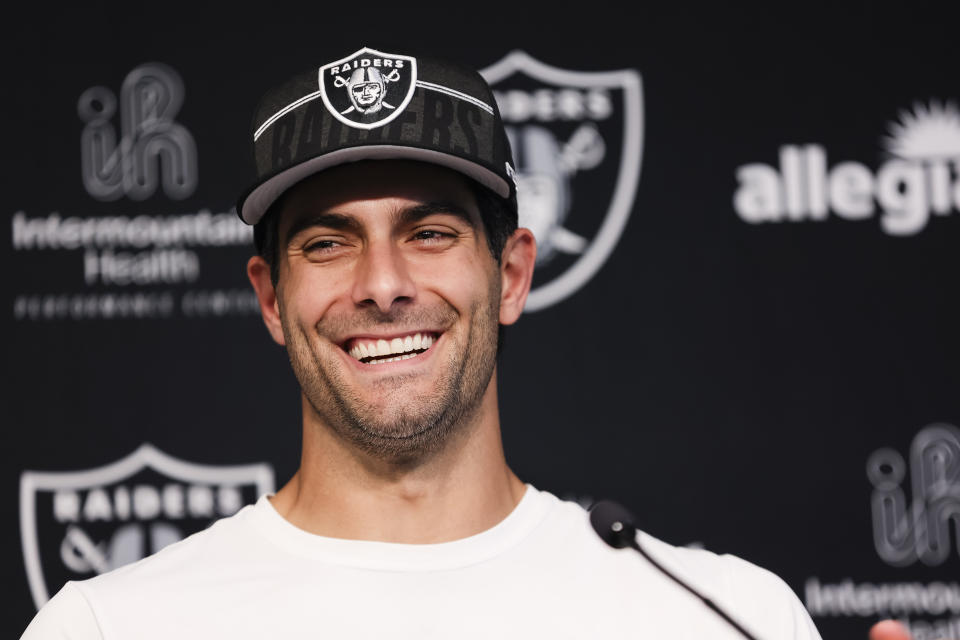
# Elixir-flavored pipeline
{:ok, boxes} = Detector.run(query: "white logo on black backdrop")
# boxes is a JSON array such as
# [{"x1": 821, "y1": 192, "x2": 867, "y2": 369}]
[
  {"x1": 20, "y1": 444, "x2": 274, "y2": 609},
  {"x1": 735, "y1": 100, "x2": 960, "y2": 236},
  {"x1": 79, "y1": 63, "x2": 198, "y2": 201},
  {"x1": 319, "y1": 47, "x2": 417, "y2": 130},
  {"x1": 804, "y1": 423, "x2": 960, "y2": 640},
  {"x1": 868, "y1": 423, "x2": 960, "y2": 567},
  {"x1": 481, "y1": 52, "x2": 643, "y2": 312},
  {"x1": 11, "y1": 63, "x2": 256, "y2": 321}
]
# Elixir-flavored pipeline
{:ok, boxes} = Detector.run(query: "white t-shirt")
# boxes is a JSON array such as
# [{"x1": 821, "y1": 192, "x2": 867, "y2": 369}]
[{"x1": 22, "y1": 485, "x2": 821, "y2": 639}]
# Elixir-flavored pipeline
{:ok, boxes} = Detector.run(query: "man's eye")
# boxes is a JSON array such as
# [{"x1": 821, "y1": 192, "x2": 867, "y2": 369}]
[
  {"x1": 414, "y1": 230, "x2": 450, "y2": 242},
  {"x1": 304, "y1": 240, "x2": 339, "y2": 253}
]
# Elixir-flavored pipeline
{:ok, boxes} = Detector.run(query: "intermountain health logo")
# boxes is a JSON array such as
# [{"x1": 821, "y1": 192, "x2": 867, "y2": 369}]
[
  {"x1": 803, "y1": 423, "x2": 960, "y2": 639},
  {"x1": 868, "y1": 423, "x2": 960, "y2": 567},
  {"x1": 481, "y1": 52, "x2": 643, "y2": 312},
  {"x1": 20, "y1": 444, "x2": 274, "y2": 608},
  {"x1": 79, "y1": 63, "x2": 198, "y2": 201},
  {"x1": 734, "y1": 100, "x2": 960, "y2": 235},
  {"x1": 10, "y1": 62, "x2": 254, "y2": 320}
]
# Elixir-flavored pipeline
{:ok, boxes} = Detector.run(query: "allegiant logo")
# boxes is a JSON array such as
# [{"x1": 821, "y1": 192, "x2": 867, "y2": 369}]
[{"x1": 734, "y1": 101, "x2": 960, "y2": 236}]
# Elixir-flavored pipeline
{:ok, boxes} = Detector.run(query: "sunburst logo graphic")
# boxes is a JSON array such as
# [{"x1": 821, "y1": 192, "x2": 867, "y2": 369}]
[{"x1": 883, "y1": 100, "x2": 960, "y2": 161}]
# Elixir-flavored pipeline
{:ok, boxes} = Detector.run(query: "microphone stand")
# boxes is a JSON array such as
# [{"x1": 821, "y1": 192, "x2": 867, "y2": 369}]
[{"x1": 590, "y1": 500, "x2": 761, "y2": 640}]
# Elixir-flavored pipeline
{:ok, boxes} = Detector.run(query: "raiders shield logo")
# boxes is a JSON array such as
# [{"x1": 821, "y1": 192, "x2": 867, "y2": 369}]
[
  {"x1": 20, "y1": 444, "x2": 274, "y2": 609},
  {"x1": 481, "y1": 52, "x2": 644, "y2": 312},
  {"x1": 319, "y1": 47, "x2": 418, "y2": 130}
]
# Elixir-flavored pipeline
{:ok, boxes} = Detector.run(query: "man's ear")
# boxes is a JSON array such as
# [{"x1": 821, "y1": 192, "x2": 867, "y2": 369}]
[
  {"x1": 498, "y1": 228, "x2": 537, "y2": 325},
  {"x1": 247, "y1": 256, "x2": 286, "y2": 345}
]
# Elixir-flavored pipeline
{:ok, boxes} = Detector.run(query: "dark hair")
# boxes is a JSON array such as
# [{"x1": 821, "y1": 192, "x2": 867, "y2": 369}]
[{"x1": 253, "y1": 178, "x2": 517, "y2": 288}]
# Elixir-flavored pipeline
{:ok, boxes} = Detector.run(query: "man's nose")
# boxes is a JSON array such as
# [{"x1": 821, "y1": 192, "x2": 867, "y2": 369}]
[{"x1": 351, "y1": 241, "x2": 416, "y2": 313}]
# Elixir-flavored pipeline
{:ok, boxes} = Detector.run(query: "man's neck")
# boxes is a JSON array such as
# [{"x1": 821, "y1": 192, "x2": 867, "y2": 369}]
[{"x1": 268, "y1": 377, "x2": 526, "y2": 543}]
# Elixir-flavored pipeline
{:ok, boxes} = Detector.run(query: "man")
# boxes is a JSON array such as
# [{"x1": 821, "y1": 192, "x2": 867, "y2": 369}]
[{"x1": 23, "y1": 46, "x2": 838, "y2": 639}]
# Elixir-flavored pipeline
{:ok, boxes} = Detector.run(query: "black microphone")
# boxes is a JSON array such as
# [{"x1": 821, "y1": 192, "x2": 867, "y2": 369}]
[{"x1": 589, "y1": 500, "x2": 761, "y2": 640}]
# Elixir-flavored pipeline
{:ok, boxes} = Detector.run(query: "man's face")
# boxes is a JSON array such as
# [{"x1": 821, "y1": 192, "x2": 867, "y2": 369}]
[
  {"x1": 272, "y1": 161, "x2": 501, "y2": 460},
  {"x1": 352, "y1": 82, "x2": 381, "y2": 108}
]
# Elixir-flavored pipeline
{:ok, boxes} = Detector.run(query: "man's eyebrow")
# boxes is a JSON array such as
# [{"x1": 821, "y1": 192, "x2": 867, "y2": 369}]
[
  {"x1": 283, "y1": 201, "x2": 476, "y2": 246},
  {"x1": 395, "y1": 201, "x2": 477, "y2": 228},
  {"x1": 284, "y1": 212, "x2": 362, "y2": 245}
]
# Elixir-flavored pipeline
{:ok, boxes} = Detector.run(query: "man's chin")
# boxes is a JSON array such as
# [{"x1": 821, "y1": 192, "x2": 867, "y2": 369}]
[
  {"x1": 358, "y1": 420, "x2": 437, "y2": 442},
  {"x1": 352, "y1": 402, "x2": 443, "y2": 437},
  {"x1": 344, "y1": 410, "x2": 454, "y2": 461},
  {"x1": 344, "y1": 371, "x2": 435, "y2": 402}
]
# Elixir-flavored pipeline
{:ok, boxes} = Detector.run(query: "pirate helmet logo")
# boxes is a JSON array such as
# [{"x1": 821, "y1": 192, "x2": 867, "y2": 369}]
[
  {"x1": 319, "y1": 47, "x2": 417, "y2": 130},
  {"x1": 20, "y1": 444, "x2": 274, "y2": 609},
  {"x1": 481, "y1": 52, "x2": 643, "y2": 312},
  {"x1": 338, "y1": 67, "x2": 398, "y2": 115}
]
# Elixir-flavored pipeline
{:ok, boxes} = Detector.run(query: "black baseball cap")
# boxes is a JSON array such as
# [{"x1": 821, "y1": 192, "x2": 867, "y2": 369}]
[{"x1": 237, "y1": 46, "x2": 518, "y2": 226}]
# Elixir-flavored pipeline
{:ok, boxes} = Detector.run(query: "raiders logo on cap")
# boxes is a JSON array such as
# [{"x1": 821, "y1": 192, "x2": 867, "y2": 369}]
[
  {"x1": 239, "y1": 46, "x2": 518, "y2": 226},
  {"x1": 319, "y1": 47, "x2": 417, "y2": 130}
]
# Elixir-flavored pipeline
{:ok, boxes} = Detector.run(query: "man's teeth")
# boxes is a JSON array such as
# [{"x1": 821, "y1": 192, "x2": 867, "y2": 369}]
[{"x1": 348, "y1": 333, "x2": 435, "y2": 364}]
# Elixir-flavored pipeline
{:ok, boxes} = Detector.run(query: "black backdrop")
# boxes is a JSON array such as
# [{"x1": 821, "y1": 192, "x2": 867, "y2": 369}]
[{"x1": 6, "y1": 4, "x2": 960, "y2": 638}]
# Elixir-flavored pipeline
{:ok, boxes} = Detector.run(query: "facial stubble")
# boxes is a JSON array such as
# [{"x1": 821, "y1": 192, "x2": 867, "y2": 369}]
[{"x1": 280, "y1": 279, "x2": 501, "y2": 463}]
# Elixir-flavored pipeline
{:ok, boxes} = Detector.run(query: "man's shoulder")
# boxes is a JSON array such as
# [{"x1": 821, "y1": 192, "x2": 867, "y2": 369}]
[
  {"x1": 639, "y1": 530, "x2": 785, "y2": 591},
  {"x1": 543, "y1": 495, "x2": 795, "y2": 595},
  {"x1": 118, "y1": 501, "x2": 249, "y2": 563},
  {"x1": 22, "y1": 499, "x2": 266, "y2": 639},
  {"x1": 84, "y1": 499, "x2": 263, "y2": 591},
  {"x1": 536, "y1": 495, "x2": 820, "y2": 639},
  {"x1": 637, "y1": 532, "x2": 821, "y2": 639},
  {"x1": 21, "y1": 582, "x2": 102, "y2": 640}
]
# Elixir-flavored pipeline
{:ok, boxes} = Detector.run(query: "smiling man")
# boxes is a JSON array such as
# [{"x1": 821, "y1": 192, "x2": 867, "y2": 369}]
[
  {"x1": 247, "y1": 159, "x2": 533, "y2": 543},
  {"x1": 23, "y1": 47, "x2": 828, "y2": 639}
]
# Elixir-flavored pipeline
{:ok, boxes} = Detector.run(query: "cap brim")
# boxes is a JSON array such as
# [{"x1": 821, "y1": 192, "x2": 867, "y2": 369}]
[{"x1": 239, "y1": 145, "x2": 511, "y2": 225}]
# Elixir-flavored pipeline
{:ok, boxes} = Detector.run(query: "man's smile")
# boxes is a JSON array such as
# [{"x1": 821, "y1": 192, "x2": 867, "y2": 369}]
[{"x1": 342, "y1": 331, "x2": 441, "y2": 365}]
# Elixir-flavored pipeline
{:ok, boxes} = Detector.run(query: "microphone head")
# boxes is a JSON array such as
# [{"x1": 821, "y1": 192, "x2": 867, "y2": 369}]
[{"x1": 589, "y1": 500, "x2": 638, "y2": 549}]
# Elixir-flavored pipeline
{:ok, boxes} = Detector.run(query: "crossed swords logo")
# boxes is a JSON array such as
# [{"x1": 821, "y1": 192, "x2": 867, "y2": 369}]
[
  {"x1": 59, "y1": 523, "x2": 181, "y2": 575},
  {"x1": 512, "y1": 122, "x2": 607, "y2": 264},
  {"x1": 61, "y1": 526, "x2": 110, "y2": 574}
]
